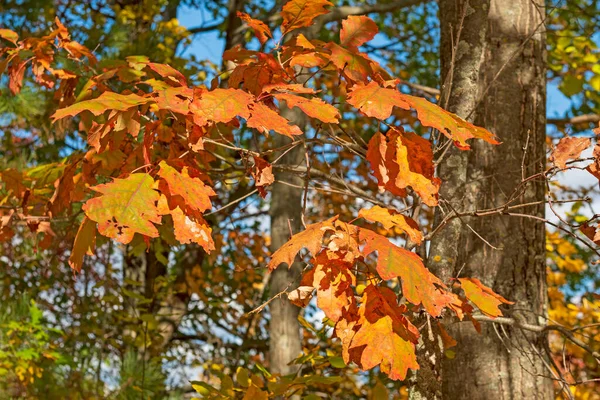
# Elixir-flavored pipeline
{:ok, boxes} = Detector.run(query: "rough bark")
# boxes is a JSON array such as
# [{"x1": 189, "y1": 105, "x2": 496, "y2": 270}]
[{"x1": 414, "y1": 0, "x2": 553, "y2": 398}]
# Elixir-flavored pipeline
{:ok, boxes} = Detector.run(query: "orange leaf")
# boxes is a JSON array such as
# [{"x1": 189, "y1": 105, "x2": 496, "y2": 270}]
[
  {"x1": 169, "y1": 206, "x2": 215, "y2": 252},
  {"x1": 402, "y1": 95, "x2": 499, "y2": 149},
  {"x1": 250, "y1": 156, "x2": 275, "y2": 198},
  {"x1": 358, "y1": 205, "x2": 422, "y2": 244},
  {"x1": 347, "y1": 81, "x2": 410, "y2": 120},
  {"x1": 274, "y1": 93, "x2": 340, "y2": 124},
  {"x1": 359, "y1": 285, "x2": 419, "y2": 343},
  {"x1": 247, "y1": 102, "x2": 303, "y2": 138},
  {"x1": 366, "y1": 132, "x2": 406, "y2": 197},
  {"x1": 0, "y1": 29, "x2": 18, "y2": 45},
  {"x1": 550, "y1": 137, "x2": 591, "y2": 169},
  {"x1": 349, "y1": 287, "x2": 419, "y2": 381},
  {"x1": 437, "y1": 322, "x2": 457, "y2": 349},
  {"x1": 82, "y1": 173, "x2": 161, "y2": 244},
  {"x1": 581, "y1": 223, "x2": 600, "y2": 245},
  {"x1": 267, "y1": 217, "x2": 337, "y2": 270},
  {"x1": 312, "y1": 253, "x2": 356, "y2": 322},
  {"x1": 287, "y1": 286, "x2": 314, "y2": 307},
  {"x1": 326, "y1": 42, "x2": 372, "y2": 83},
  {"x1": 157, "y1": 161, "x2": 215, "y2": 213},
  {"x1": 348, "y1": 82, "x2": 498, "y2": 149},
  {"x1": 350, "y1": 317, "x2": 418, "y2": 380},
  {"x1": 393, "y1": 129, "x2": 440, "y2": 207},
  {"x1": 280, "y1": 0, "x2": 332, "y2": 34},
  {"x1": 68, "y1": 217, "x2": 96, "y2": 272},
  {"x1": 52, "y1": 92, "x2": 152, "y2": 121},
  {"x1": 458, "y1": 277, "x2": 513, "y2": 318},
  {"x1": 340, "y1": 16, "x2": 378, "y2": 50},
  {"x1": 237, "y1": 12, "x2": 272, "y2": 45},
  {"x1": 191, "y1": 88, "x2": 254, "y2": 126},
  {"x1": 360, "y1": 228, "x2": 454, "y2": 317}
]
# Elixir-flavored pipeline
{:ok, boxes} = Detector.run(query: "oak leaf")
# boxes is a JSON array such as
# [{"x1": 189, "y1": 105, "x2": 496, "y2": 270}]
[
  {"x1": 358, "y1": 205, "x2": 422, "y2": 244},
  {"x1": 247, "y1": 102, "x2": 303, "y2": 138},
  {"x1": 458, "y1": 277, "x2": 513, "y2": 318},
  {"x1": 0, "y1": 29, "x2": 18, "y2": 45},
  {"x1": 281, "y1": 0, "x2": 332, "y2": 34},
  {"x1": 326, "y1": 42, "x2": 372, "y2": 83},
  {"x1": 267, "y1": 217, "x2": 337, "y2": 270},
  {"x1": 350, "y1": 316, "x2": 418, "y2": 381},
  {"x1": 312, "y1": 253, "x2": 356, "y2": 322},
  {"x1": 52, "y1": 92, "x2": 152, "y2": 121},
  {"x1": 348, "y1": 286, "x2": 419, "y2": 381},
  {"x1": 366, "y1": 132, "x2": 406, "y2": 197},
  {"x1": 237, "y1": 12, "x2": 272, "y2": 45},
  {"x1": 402, "y1": 95, "x2": 499, "y2": 149},
  {"x1": 250, "y1": 157, "x2": 275, "y2": 198},
  {"x1": 393, "y1": 130, "x2": 440, "y2": 206},
  {"x1": 550, "y1": 136, "x2": 591, "y2": 169},
  {"x1": 360, "y1": 228, "x2": 454, "y2": 317},
  {"x1": 170, "y1": 206, "x2": 215, "y2": 252},
  {"x1": 157, "y1": 161, "x2": 215, "y2": 213},
  {"x1": 581, "y1": 223, "x2": 600, "y2": 245},
  {"x1": 82, "y1": 173, "x2": 161, "y2": 244},
  {"x1": 347, "y1": 81, "x2": 410, "y2": 120},
  {"x1": 68, "y1": 217, "x2": 97, "y2": 272},
  {"x1": 274, "y1": 93, "x2": 340, "y2": 124},
  {"x1": 340, "y1": 16, "x2": 378, "y2": 50},
  {"x1": 191, "y1": 88, "x2": 254, "y2": 126}
]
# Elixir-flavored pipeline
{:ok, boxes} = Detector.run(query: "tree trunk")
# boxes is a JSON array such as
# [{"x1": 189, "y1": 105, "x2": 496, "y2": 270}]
[
  {"x1": 418, "y1": 0, "x2": 553, "y2": 398},
  {"x1": 268, "y1": 121, "x2": 304, "y2": 375}
]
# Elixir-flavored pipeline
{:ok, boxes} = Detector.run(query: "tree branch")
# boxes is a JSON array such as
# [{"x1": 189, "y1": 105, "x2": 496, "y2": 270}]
[
  {"x1": 187, "y1": 21, "x2": 224, "y2": 35},
  {"x1": 319, "y1": 0, "x2": 430, "y2": 24},
  {"x1": 472, "y1": 315, "x2": 600, "y2": 363},
  {"x1": 547, "y1": 114, "x2": 600, "y2": 126}
]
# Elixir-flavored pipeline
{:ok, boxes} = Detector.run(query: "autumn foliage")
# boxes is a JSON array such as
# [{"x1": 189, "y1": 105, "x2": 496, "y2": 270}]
[{"x1": 0, "y1": 0, "x2": 598, "y2": 393}]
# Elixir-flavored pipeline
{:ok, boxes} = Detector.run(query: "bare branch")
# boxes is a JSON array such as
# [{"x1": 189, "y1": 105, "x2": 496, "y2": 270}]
[{"x1": 547, "y1": 114, "x2": 600, "y2": 127}]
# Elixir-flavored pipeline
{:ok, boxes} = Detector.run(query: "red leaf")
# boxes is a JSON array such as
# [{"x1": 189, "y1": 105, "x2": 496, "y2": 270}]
[
  {"x1": 250, "y1": 156, "x2": 275, "y2": 198},
  {"x1": 366, "y1": 129, "x2": 439, "y2": 206},
  {"x1": 348, "y1": 82, "x2": 498, "y2": 149},
  {"x1": 402, "y1": 95, "x2": 499, "y2": 149},
  {"x1": 159, "y1": 199, "x2": 215, "y2": 253},
  {"x1": 581, "y1": 223, "x2": 600, "y2": 245},
  {"x1": 366, "y1": 132, "x2": 406, "y2": 197},
  {"x1": 393, "y1": 129, "x2": 440, "y2": 207},
  {"x1": 0, "y1": 29, "x2": 18, "y2": 45},
  {"x1": 348, "y1": 286, "x2": 419, "y2": 381},
  {"x1": 326, "y1": 42, "x2": 372, "y2": 83}
]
